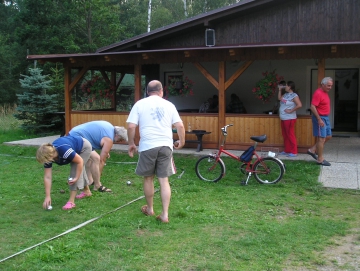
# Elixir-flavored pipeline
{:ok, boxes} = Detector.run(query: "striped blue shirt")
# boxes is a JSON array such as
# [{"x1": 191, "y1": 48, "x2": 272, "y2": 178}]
[{"x1": 44, "y1": 135, "x2": 84, "y2": 168}]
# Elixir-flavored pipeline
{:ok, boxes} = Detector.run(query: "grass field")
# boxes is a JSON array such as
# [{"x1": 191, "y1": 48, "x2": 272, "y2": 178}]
[{"x1": 1, "y1": 109, "x2": 360, "y2": 270}]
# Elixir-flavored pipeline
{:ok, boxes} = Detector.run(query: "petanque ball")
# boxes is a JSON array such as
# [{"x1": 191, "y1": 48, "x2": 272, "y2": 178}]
[
  {"x1": 47, "y1": 205, "x2": 53, "y2": 210},
  {"x1": 126, "y1": 180, "x2": 132, "y2": 185}
]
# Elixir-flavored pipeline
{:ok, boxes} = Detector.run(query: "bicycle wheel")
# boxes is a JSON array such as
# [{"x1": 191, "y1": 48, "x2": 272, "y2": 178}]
[
  {"x1": 195, "y1": 155, "x2": 225, "y2": 182},
  {"x1": 253, "y1": 157, "x2": 284, "y2": 184}
]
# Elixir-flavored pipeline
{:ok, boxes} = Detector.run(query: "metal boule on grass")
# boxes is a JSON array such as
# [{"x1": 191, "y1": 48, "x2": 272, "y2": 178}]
[
  {"x1": 47, "y1": 205, "x2": 53, "y2": 210},
  {"x1": 126, "y1": 180, "x2": 132, "y2": 185}
]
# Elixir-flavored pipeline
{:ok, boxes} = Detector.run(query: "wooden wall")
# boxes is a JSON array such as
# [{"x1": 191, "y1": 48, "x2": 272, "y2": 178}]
[
  {"x1": 224, "y1": 115, "x2": 315, "y2": 153},
  {"x1": 158, "y1": 0, "x2": 360, "y2": 49},
  {"x1": 66, "y1": 111, "x2": 316, "y2": 153},
  {"x1": 70, "y1": 112, "x2": 129, "y2": 129}
]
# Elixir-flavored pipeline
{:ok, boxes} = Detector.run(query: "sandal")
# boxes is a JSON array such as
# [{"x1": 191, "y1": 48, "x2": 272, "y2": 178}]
[
  {"x1": 62, "y1": 201, "x2": 76, "y2": 210},
  {"x1": 141, "y1": 205, "x2": 155, "y2": 216},
  {"x1": 317, "y1": 160, "x2": 331, "y2": 166},
  {"x1": 156, "y1": 215, "x2": 169, "y2": 223},
  {"x1": 75, "y1": 192, "x2": 92, "y2": 199},
  {"x1": 307, "y1": 150, "x2": 318, "y2": 160},
  {"x1": 95, "y1": 185, "x2": 112, "y2": 192}
]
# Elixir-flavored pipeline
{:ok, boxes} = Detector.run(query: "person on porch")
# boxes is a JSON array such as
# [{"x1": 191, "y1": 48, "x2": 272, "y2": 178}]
[
  {"x1": 199, "y1": 97, "x2": 213, "y2": 113},
  {"x1": 226, "y1": 93, "x2": 246, "y2": 113},
  {"x1": 278, "y1": 81, "x2": 302, "y2": 157},
  {"x1": 307, "y1": 77, "x2": 333, "y2": 166}
]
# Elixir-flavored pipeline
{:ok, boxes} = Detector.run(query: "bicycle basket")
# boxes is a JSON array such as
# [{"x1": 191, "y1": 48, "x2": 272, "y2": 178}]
[{"x1": 240, "y1": 146, "x2": 255, "y2": 162}]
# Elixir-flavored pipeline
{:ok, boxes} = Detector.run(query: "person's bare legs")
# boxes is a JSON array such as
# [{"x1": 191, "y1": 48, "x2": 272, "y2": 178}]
[
  {"x1": 81, "y1": 185, "x2": 92, "y2": 196},
  {"x1": 143, "y1": 176, "x2": 155, "y2": 215},
  {"x1": 89, "y1": 151, "x2": 102, "y2": 190},
  {"x1": 68, "y1": 190, "x2": 77, "y2": 204},
  {"x1": 157, "y1": 177, "x2": 171, "y2": 222},
  {"x1": 309, "y1": 136, "x2": 331, "y2": 162},
  {"x1": 315, "y1": 137, "x2": 326, "y2": 162},
  {"x1": 85, "y1": 159, "x2": 94, "y2": 185}
]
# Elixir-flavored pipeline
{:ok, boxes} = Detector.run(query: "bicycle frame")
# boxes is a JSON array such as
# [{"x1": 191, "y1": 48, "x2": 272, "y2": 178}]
[
  {"x1": 211, "y1": 124, "x2": 284, "y2": 178},
  {"x1": 195, "y1": 124, "x2": 285, "y2": 185}
]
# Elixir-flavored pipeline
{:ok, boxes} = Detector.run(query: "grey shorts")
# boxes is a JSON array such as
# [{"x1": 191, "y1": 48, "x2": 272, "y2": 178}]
[
  {"x1": 69, "y1": 138, "x2": 92, "y2": 191},
  {"x1": 135, "y1": 146, "x2": 176, "y2": 178}
]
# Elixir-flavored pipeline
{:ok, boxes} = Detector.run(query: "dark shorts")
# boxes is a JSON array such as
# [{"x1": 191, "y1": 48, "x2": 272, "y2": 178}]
[
  {"x1": 312, "y1": 115, "x2": 332, "y2": 138},
  {"x1": 135, "y1": 146, "x2": 176, "y2": 178}
]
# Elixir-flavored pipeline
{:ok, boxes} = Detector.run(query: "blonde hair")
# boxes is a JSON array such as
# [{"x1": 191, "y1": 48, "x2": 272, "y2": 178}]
[
  {"x1": 114, "y1": 126, "x2": 128, "y2": 142},
  {"x1": 36, "y1": 143, "x2": 57, "y2": 164}
]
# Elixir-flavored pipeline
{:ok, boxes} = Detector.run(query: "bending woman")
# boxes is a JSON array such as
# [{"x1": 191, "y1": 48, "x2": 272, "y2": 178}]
[{"x1": 36, "y1": 135, "x2": 92, "y2": 210}]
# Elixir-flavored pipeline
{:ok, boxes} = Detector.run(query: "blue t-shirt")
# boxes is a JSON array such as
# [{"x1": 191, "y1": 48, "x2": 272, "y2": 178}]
[
  {"x1": 44, "y1": 135, "x2": 84, "y2": 168},
  {"x1": 69, "y1": 121, "x2": 114, "y2": 150}
]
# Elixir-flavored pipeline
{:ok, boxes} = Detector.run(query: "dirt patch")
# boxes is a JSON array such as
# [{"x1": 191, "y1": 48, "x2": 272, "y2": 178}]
[{"x1": 284, "y1": 229, "x2": 360, "y2": 271}]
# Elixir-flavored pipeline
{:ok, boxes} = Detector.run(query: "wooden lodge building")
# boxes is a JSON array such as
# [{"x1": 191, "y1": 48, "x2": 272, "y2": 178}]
[{"x1": 27, "y1": 0, "x2": 360, "y2": 152}]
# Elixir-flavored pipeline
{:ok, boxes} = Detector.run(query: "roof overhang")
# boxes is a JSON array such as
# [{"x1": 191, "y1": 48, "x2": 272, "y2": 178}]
[{"x1": 27, "y1": 41, "x2": 360, "y2": 66}]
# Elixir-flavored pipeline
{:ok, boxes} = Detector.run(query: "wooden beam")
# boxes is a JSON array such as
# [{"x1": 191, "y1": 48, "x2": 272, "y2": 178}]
[
  {"x1": 116, "y1": 73, "x2": 125, "y2": 89},
  {"x1": 218, "y1": 61, "x2": 226, "y2": 138},
  {"x1": 278, "y1": 47, "x2": 287, "y2": 54},
  {"x1": 69, "y1": 66, "x2": 89, "y2": 91},
  {"x1": 64, "y1": 67, "x2": 72, "y2": 134},
  {"x1": 111, "y1": 71, "x2": 117, "y2": 108},
  {"x1": 228, "y1": 48, "x2": 244, "y2": 56},
  {"x1": 100, "y1": 70, "x2": 110, "y2": 84},
  {"x1": 229, "y1": 49, "x2": 236, "y2": 56},
  {"x1": 193, "y1": 62, "x2": 219, "y2": 89},
  {"x1": 225, "y1": 60, "x2": 253, "y2": 90},
  {"x1": 134, "y1": 64, "x2": 142, "y2": 102}
]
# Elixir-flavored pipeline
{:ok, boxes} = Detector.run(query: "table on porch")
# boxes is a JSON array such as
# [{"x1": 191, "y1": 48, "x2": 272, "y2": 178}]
[{"x1": 173, "y1": 129, "x2": 211, "y2": 152}]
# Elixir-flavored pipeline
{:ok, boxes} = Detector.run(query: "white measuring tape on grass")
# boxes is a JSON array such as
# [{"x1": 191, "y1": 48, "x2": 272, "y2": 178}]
[{"x1": 0, "y1": 191, "x2": 158, "y2": 263}]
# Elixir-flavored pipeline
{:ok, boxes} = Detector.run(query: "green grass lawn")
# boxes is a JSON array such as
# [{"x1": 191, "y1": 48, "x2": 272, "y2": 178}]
[
  {"x1": 0, "y1": 141, "x2": 360, "y2": 270},
  {"x1": 1, "y1": 113, "x2": 359, "y2": 270}
]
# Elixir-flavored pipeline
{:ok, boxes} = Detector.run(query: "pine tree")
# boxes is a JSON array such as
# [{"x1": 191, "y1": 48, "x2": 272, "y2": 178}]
[
  {"x1": 49, "y1": 64, "x2": 65, "y2": 111},
  {"x1": 14, "y1": 68, "x2": 61, "y2": 134}
]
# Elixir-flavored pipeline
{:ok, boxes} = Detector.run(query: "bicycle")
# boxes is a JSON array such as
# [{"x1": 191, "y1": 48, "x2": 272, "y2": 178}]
[{"x1": 195, "y1": 124, "x2": 285, "y2": 185}]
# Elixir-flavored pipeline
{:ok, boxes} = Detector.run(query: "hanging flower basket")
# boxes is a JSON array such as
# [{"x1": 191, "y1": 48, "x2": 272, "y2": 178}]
[
  {"x1": 164, "y1": 74, "x2": 194, "y2": 97},
  {"x1": 80, "y1": 75, "x2": 115, "y2": 105},
  {"x1": 252, "y1": 70, "x2": 284, "y2": 103}
]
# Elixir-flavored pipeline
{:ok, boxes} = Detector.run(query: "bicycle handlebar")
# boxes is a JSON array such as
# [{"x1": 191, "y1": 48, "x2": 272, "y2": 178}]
[{"x1": 221, "y1": 124, "x2": 233, "y2": 136}]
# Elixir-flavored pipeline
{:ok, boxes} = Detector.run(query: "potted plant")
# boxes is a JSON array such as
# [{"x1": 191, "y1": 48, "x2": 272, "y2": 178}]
[
  {"x1": 80, "y1": 75, "x2": 115, "y2": 108},
  {"x1": 165, "y1": 74, "x2": 194, "y2": 98}
]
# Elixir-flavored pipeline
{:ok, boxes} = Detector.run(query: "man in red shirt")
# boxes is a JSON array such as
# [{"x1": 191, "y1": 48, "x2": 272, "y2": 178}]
[{"x1": 307, "y1": 77, "x2": 333, "y2": 166}]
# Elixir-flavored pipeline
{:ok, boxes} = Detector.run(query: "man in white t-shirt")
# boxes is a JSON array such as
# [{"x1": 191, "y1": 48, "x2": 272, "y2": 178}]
[{"x1": 126, "y1": 80, "x2": 185, "y2": 223}]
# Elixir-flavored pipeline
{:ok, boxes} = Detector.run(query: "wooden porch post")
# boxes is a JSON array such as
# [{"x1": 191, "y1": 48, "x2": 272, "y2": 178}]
[
  {"x1": 64, "y1": 66, "x2": 72, "y2": 134},
  {"x1": 317, "y1": 58, "x2": 325, "y2": 87},
  {"x1": 111, "y1": 71, "x2": 117, "y2": 108},
  {"x1": 133, "y1": 64, "x2": 142, "y2": 144},
  {"x1": 218, "y1": 61, "x2": 226, "y2": 132},
  {"x1": 134, "y1": 64, "x2": 142, "y2": 102}
]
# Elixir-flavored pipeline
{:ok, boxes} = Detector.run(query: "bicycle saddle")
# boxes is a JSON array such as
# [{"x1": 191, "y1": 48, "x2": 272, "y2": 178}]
[{"x1": 250, "y1": 134, "x2": 267, "y2": 143}]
